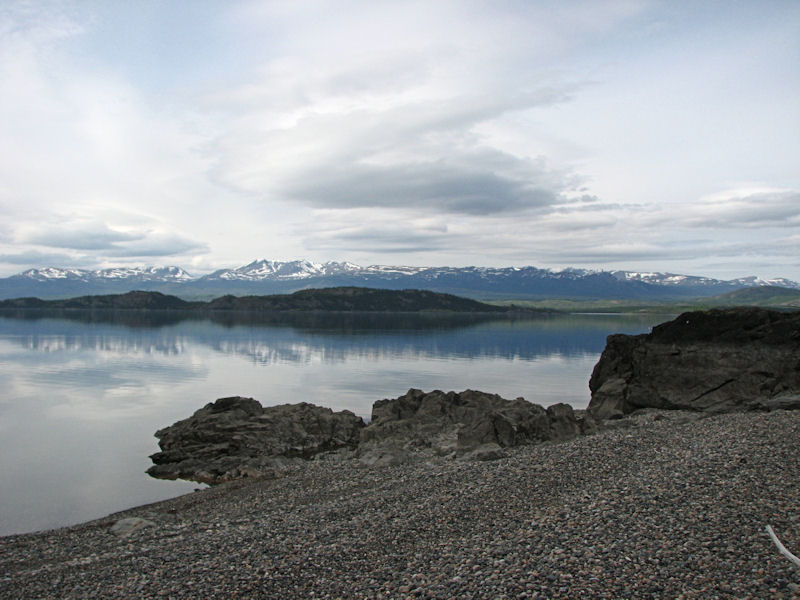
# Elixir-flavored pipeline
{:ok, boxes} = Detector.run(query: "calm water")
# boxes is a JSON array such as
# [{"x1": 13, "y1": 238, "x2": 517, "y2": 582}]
[{"x1": 0, "y1": 311, "x2": 671, "y2": 536}]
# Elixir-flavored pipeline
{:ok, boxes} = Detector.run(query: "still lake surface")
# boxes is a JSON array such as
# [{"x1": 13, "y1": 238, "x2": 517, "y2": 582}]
[{"x1": 0, "y1": 310, "x2": 672, "y2": 536}]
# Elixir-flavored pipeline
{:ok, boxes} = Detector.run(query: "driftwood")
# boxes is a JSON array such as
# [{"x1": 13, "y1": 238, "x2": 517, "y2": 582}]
[{"x1": 766, "y1": 525, "x2": 800, "y2": 569}]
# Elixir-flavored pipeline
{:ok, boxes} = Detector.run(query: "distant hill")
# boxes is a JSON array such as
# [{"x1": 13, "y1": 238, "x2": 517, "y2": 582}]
[
  {"x1": 0, "y1": 288, "x2": 514, "y2": 313},
  {"x1": 0, "y1": 290, "x2": 192, "y2": 310},
  {"x1": 1, "y1": 259, "x2": 797, "y2": 301},
  {"x1": 706, "y1": 286, "x2": 800, "y2": 308}
]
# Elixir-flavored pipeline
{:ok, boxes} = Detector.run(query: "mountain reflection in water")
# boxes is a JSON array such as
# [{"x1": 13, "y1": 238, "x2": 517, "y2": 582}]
[
  {"x1": 0, "y1": 309, "x2": 662, "y2": 364},
  {"x1": 0, "y1": 310, "x2": 671, "y2": 537}
]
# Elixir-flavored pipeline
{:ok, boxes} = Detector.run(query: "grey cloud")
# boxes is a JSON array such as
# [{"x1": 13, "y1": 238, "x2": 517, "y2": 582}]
[
  {"x1": 681, "y1": 190, "x2": 800, "y2": 229},
  {"x1": 20, "y1": 222, "x2": 208, "y2": 258},
  {"x1": 105, "y1": 233, "x2": 209, "y2": 258},
  {"x1": 0, "y1": 250, "x2": 89, "y2": 267},
  {"x1": 214, "y1": 70, "x2": 582, "y2": 217},
  {"x1": 533, "y1": 246, "x2": 701, "y2": 265},
  {"x1": 305, "y1": 224, "x2": 447, "y2": 254},
  {"x1": 16, "y1": 222, "x2": 208, "y2": 262},
  {"x1": 529, "y1": 234, "x2": 800, "y2": 268},
  {"x1": 23, "y1": 224, "x2": 143, "y2": 250},
  {"x1": 285, "y1": 157, "x2": 563, "y2": 216}
]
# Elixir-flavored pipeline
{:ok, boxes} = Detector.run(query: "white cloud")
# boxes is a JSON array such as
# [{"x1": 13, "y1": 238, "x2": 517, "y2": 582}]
[
  {"x1": 0, "y1": 1, "x2": 797, "y2": 280},
  {"x1": 681, "y1": 189, "x2": 800, "y2": 229}
]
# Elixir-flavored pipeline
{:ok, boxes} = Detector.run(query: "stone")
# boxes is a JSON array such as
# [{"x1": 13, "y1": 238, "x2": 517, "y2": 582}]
[
  {"x1": 588, "y1": 308, "x2": 800, "y2": 418},
  {"x1": 359, "y1": 389, "x2": 593, "y2": 460},
  {"x1": 109, "y1": 517, "x2": 155, "y2": 537},
  {"x1": 358, "y1": 446, "x2": 411, "y2": 466},
  {"x1": 148, "y1": 390, "x2": 597, "y2": 483},
  {"x1": 147, "y1": 397, "x2": 365, "y2": 484},
  {"x1": 457, "y1": 443, "x2": 507, "y2": 461}
]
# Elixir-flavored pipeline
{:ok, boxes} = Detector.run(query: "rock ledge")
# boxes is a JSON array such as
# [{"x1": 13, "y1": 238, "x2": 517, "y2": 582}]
[
  {"x1": 588, "y1": 307, "x2": 800, "y2": 418},
  {"x1": 148, "y1": 389, "x2": 596, "y2": 483}
]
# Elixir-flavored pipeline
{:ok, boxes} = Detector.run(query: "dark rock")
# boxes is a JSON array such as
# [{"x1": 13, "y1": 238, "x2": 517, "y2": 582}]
[
  {"x1": 148, "y1": 390, "x2": 598, "y2": 483},
  {"x1": 588, "y1": 308, "x2": 800, "y2": 419},
  {"x1": 147, "y1": 397, "x2": 365, "y2": 484},
  {"x1": 359, "y1": 388, "x2": 593, "y2": 460},
  {"x1": 357, "y1": 446, "x2": 411, "y2": 466}
]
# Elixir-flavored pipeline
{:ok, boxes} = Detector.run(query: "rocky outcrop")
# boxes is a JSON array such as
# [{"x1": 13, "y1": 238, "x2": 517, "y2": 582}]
[
  {"x1": 148, "y1": 390, "x2": 597, "y2": 483},
  {"x1": 147, "y1": 397, "x2": 365, "y2": 484},
  {"x1": 358, "y1": 389, "x2": 596, "y2": 463},
  {"x1": 588, "y1": 308, "x2": 800, "y2": 419}
]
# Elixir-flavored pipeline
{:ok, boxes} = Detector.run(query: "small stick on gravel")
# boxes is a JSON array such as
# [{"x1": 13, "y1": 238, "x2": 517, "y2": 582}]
[{"x1": 766, "y1": 525, "x2": 800, "y2": 569}]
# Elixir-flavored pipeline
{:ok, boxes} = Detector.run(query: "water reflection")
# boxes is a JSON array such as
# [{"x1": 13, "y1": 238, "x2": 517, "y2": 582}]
[
  {"x1": 0, "y1": 310, "x2": 661, "y2": 363},
  {"x1": 0, "y1": 310, "x2": 671, "y2": 536}
]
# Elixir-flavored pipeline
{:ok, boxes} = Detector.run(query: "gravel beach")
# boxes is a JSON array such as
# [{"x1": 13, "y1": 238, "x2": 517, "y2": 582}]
[{"x1": 2, "y1": 409, "x2": 799, "y2": 599}]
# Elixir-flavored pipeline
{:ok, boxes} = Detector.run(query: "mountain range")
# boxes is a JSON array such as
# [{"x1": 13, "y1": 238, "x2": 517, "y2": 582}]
[{"x1": 0, "y1": 259, "x2": 797, "y2": 301}]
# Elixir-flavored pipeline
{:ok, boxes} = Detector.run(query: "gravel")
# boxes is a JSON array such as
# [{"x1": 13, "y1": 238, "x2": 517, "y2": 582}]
[{"x1": 2, "y1": 409, "x2": 799, "y2": 599}]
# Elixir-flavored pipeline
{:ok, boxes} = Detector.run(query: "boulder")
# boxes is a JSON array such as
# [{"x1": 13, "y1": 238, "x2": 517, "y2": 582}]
[
  {"x1": 457, "y1": 443, "x2": 508, "y2": 462},
  {"x1": 147, "y1": 397, "x2": 365, "y2": 484},
  {"x1": 588, "y1": 308, "x2": 800, "y2": 419},
  {"x1": 359, "y1": 388, "x2": 594, "y2": 460},
  {"x1": 148, "y1": 390, "x2": 597, "y2": 483},
  {"x1": 109, "y1": 517, "x2": 155, "y2": 537}
]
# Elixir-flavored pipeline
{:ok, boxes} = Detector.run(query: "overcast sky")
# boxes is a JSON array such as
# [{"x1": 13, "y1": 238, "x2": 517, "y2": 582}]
[{"x1": 1, "y1": 1, "x2": 798, "y2": 280}]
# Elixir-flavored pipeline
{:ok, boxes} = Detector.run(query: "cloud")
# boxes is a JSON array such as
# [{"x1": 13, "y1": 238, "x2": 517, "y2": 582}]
[
  {"x1": 285, "y1": 158, "x2": 562, "y2": 216},
  {"x1": 681, "y1": 189, "x2": 800, "y2": 229},
  {"x1": 206, "y1": 5, "x2": 589, "y2": 218},
  {"x1": 303, "y1": 211, "x2": 450, "y2": 254},
  {"x1": 13, "y1": 217, "x2": 208, "y2": 265},
  {"x1": 299, "y1": 200, "x2": 630, "y2": 265},
  {"x1": 23, "y1": 223, "x2": 143, "y2": 250},
  {"x1": 0, "y1": 250, "x2": 89, "y2": 267},
  {"x1": 104, "y1": 232, "x2": 209, "y2": 258},
  {"x1": 0, "y1": 2, "x2": 798, "y2": 282},
  {"x1": 211, "y1": 90, "x2": 584, "y2": 216}
]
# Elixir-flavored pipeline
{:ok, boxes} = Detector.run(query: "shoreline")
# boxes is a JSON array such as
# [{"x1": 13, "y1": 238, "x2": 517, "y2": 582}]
[{"x1": 2, "y1": 409, "x2": 799, "y2": 598}]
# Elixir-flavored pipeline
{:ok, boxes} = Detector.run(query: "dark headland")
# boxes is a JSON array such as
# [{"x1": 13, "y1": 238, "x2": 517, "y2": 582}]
[
  {"x1": 0, "y1": 287, "x2": 524, "y2": 313},
  {"x1": 1, "y1": 307, "x2": 799, "y2": 599}
]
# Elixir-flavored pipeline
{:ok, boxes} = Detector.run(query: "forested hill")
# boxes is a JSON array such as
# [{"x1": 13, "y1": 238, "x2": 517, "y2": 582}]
[{"x1": 0, "y1": 288, "x2": 514, "y2": 313}]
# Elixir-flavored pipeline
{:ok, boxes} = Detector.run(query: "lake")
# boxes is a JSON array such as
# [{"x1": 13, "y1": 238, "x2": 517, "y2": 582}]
[{"x1": 0, "y1": 310, "x2": 671, "y2": 536}]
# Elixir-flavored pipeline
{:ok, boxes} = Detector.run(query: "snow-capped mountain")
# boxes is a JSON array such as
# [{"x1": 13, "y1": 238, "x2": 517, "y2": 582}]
[
  {"x1": 611, "y1": 270, "x2": 798, "y2": 289},
  {"x1": 611, "y1": 271, "x2": 722, "y2": 287},
  {"x1": 731, "y1": 276, "x2": 798, "y2": 288},
  {"x1": 204, "y1": 259, "x2": 366, "y2": 281},
  {"x1": 1, "y1": 259, "x2": 797, "y2": 300},
  {"x1": 20, "y1": 266, "x2": 193, "y2": 283},
  {"x1": 203, "y1": 259, "x2": 430, "y2": 282}
]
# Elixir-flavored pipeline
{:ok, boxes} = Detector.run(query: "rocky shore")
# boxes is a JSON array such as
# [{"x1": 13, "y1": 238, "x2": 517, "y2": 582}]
[
  {"x1": 146, "y1": 390, "x2": 596, "y2": 484},
  {"x1": 2, "y1": 409, "x2": 799, "y2": 599}
]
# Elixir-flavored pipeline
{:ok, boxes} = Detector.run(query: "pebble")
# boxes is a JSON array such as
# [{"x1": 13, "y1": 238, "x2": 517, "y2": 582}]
[{"x1": 1, "y1": 410, "x2": 799, "y2": 599}]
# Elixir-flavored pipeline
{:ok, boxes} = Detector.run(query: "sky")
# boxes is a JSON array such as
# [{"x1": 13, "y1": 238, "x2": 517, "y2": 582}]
[{"x1": 0, "y1": 1, "x2": 798, "y2": 281}]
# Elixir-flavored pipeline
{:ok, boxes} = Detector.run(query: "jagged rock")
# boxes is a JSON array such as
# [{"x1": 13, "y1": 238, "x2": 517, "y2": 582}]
[
  {"x1": 147, "y1": 397, "x2": 365, "y2": 484},
  {"x1": 358, "y1": 388, "x2": 594, "y2": 461},
  {"x1": 148, "y1": 390, "x2": 598, "y2": 482},
  {"x1": 588, "y1": 308, "x2": 800, "y2": 419}
]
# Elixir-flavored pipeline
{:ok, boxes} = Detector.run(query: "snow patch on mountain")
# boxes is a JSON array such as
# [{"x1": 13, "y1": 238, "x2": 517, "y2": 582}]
[
  {"x1": 9, "y1": 260, "x2": 799, "y2": 291},
  {"x1": 733, "y1": 276, "x2": 798, "y2": 288},
  {"x1": 18, "y1": 266, "x2": 193, "y2": 282},
  {"x1": 20, "y1": 268, "x2": 91, "y2": 281},
  {"x1": 613, "y1": 270, "x2": 799, "y2": 289},
  {"x1": 205, "y1": 259, "x2": 369, "y2": 281}
]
